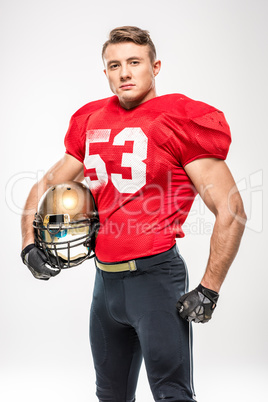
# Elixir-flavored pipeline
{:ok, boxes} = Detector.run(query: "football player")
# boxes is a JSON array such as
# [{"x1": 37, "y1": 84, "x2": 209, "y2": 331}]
[{"x1": 21, "y1": 26, "x2": 247, "y2": 401}]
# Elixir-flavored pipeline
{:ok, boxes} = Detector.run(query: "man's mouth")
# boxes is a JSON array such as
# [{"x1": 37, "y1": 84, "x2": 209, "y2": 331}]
[{"x1": 119, "y1": 83, "x2": 135, "y2": 89}]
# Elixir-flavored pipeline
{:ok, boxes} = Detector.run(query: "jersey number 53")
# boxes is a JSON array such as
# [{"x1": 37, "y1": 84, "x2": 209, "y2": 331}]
[{"x1": 84, "y1": 128, "x2": 148, "y2": 194}]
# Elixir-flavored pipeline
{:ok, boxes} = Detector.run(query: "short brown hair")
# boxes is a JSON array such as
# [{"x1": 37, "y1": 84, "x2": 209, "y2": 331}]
[{"x1": 102, "y1": 26, "x2": 157, "y2": 63}]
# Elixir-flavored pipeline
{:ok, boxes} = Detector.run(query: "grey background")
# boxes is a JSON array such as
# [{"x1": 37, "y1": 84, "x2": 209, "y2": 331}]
[{"x1": 1, "y1": 0, "x2": 267, "y2": 400}]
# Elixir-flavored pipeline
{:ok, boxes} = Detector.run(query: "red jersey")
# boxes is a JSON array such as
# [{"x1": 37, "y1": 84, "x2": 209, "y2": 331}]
[{"x1": 65, "y1": 94, "x2": 231, "y2": 262}]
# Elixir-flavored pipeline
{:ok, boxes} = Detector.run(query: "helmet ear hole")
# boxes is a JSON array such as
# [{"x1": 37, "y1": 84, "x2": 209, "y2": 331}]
[{"x1": 33, "y1": 181, "x2": 99, "y2": 269}]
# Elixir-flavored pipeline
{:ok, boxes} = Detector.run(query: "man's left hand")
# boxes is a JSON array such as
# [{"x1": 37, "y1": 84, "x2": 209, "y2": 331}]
[{"x1": 176, "y1": 284, "x2": 219, "y2": 323}]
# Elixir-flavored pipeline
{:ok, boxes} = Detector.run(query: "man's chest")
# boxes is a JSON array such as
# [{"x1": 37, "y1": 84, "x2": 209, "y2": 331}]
[{"x1": 82, "y1": 110, "x2": 180, "y2": 196}]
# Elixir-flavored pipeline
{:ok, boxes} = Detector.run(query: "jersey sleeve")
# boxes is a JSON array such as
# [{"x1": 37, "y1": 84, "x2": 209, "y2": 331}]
[
  {"x1": 175, "y1": 108, "x2": 232, "y2": 167},
  {"x1": 64, "y1": 97, "x2": 113, "y2": 163},
  {"x1": 64, "y1": 115, "x2": 85, "y2": 163}
]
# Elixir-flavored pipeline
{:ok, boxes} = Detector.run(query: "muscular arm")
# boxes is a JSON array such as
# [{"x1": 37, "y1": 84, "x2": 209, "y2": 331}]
[
  {"x1": 184, "y1": 158, "x2": 247, "y2": 293},
  {"x1": 21, "y1": 154, "x2": 84, "y2": 249}
]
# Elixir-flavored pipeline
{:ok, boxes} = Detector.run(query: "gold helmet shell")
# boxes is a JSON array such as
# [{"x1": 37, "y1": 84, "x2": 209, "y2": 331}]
[{"x1": 33, "y1": 181, "x2": 98, "y2": 268}]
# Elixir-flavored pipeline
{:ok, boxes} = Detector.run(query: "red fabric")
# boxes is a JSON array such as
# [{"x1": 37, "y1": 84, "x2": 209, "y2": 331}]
[{"x1": 65, "y1": 94, "x2": 231, "y2": 262}]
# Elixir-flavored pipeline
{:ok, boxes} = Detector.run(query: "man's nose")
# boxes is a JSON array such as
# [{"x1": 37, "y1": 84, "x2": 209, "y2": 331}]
[{"x1": 120, "y1": 64, "x2": 131, "y2": 80}]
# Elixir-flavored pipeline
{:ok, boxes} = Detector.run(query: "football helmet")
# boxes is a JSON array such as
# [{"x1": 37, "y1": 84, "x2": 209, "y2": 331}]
[{"x1": 33, "y1": 181, "x2": 99, "y2": 269}]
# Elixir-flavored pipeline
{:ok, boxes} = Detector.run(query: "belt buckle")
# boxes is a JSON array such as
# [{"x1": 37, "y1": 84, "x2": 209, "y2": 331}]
[{"x1": 128, "y1": 260, "x2": 137, "y2": 272}]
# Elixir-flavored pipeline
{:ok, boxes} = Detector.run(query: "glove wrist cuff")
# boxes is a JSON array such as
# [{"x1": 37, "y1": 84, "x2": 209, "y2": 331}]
[
  {"x1": 197, "y1": 284, "x2": 219, "y2": 304},
  {"x1": 21, "y1": 243, "x2": 35, "y2": 263}
]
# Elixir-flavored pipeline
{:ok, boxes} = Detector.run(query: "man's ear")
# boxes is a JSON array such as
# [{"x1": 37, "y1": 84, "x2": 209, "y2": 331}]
[
  {"x1": 103, "y1": 69, "x2": 107, "y2": 77},
  {"x1": 153, "y1": 60, "x2": 161, "y2": 77}
]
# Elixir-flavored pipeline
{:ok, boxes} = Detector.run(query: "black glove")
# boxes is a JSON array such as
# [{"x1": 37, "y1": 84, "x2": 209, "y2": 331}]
[
  {"x1": 176, "y1": 284, "x2": 219, "y2": 323},
  {"x1": 21, "y1": 244, "x2": 60, "y2": 280}
]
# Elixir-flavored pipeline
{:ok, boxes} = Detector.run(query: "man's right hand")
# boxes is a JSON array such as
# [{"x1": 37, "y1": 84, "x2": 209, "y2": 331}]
[{"x1": 21, "y1": 244, "x2": 61, "y2": 280}]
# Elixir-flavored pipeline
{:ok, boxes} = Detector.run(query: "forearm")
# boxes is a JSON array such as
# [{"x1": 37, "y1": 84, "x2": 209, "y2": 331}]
[
  {"x1": 21, "y1": 180, "x2": 48, "y2": 249},
  {"x1": 201, "y1": 208, "x2": 246, "y2": 293}
]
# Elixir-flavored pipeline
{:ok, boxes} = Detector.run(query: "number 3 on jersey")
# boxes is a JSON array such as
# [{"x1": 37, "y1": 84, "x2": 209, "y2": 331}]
[{"x1": 84, "y1": 128, "x2": 148, "y2": 194}]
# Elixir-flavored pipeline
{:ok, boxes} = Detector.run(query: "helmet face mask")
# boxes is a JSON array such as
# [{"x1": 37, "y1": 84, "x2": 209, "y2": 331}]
[{"x1": 33, "y1": 182, "x2": 99, "y2": 269}]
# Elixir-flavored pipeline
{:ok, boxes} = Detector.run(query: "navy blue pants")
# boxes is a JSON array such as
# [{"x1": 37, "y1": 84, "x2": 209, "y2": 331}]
[{"x1": 89, "y1": 245, "x2": 197, "y2": 402}]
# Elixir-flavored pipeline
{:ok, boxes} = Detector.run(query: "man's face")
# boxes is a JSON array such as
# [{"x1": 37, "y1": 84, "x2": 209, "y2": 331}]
[{"x1": 103, "y1": 42, "x2": 161, "y2": 109}]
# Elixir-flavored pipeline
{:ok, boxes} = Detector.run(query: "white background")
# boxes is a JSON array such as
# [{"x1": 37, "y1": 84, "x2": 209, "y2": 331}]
[{"x1": 1, "y1": 1, "x2": 267, "y2": 401}]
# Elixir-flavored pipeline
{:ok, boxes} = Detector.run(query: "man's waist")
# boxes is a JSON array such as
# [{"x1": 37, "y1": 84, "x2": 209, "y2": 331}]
[{"x1": 95, "y1": 244, "x2": 177, "y2": 273}]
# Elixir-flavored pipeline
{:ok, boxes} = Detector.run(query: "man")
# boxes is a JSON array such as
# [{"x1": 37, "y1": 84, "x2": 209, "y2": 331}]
[{"x1": 21, "y1": 26, "x2": 246, "y2": 401}]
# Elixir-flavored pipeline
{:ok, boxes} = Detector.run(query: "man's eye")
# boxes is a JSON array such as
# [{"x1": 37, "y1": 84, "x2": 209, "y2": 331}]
[
  {"x1": 110, "y1": 64, "x2": 119, "y2": 69},
  {"x1": 131, "y1": 61, "x2": 139, "y2": 65}
]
